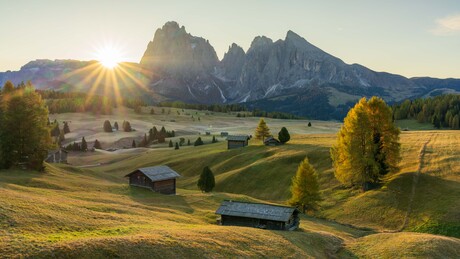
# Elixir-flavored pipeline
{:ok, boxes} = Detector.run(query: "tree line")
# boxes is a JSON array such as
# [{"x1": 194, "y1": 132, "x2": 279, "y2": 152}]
[
  {"x1": 393, "y1": 94, "x2": 460, "y2": 129},
  {"x1": 158, "y1": 101, "x2": 302, "y2": 120}
]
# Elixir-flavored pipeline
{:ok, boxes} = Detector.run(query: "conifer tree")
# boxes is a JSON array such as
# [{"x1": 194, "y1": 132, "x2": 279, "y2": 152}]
[
  {"x1": 113, "y1": 121, "x2": 119, "y2": 131},
  {"x1": 187, "y1": 139, "x2": 191, "y2": 146},
  {"x1": 63, "y1": 121, "x2": 70, "y2": 134},
  {"x1": 131, "y1": 139, "x2": 136, "y2": 148},
  {"x1": 197, "y1": 166, "x2": 215, "y2": 192},
  {"x1": 123, "y1": 121, "x2": 132, "y2": 132},
  {"x1": 175, "y1": 142, "x2": 179, "y2": 150},
  {"x1": 194, "y1": 137, "x2": 204, "y2": 146},
  {"x1": 331, "y1": 97, "x2": 401, "y2": 191},
  {"x1": 103, "y1": 120, "x2": 112, "y2": 132},
  {"x1": 255, "y1": 118, "x2": 270, "y2": 141},
  {"x1": 150, "y1": 108, "x2": 155, "y2": 115},
  {"x1": 278, "y1": 127, "x2": 291, "y2": 144},
  {"x1": 212, "y1": 136, "x2": 217, "y2": 143},
  {"x1": 308, "y1": 122, "x2": 312, "y2": 127},
  {"x1": 288, "y1": 157, "x2": 320, "y2": 213},
  {"x1": 139, "y1": 134, "x2": 148, "y2": 147},
  {"x1": 81, "y1": 137, "x2": 87, "y2": 151},
  {"x1": 94, "y1": 139, "x2": 102, "y2": 149},
  {"x1": 169, "y1": 140, "x2": 173, "y2": 147}
]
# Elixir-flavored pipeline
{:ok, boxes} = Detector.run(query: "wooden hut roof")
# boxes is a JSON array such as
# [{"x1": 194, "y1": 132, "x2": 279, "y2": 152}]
[
  {"x1": 226, "y1": 135, "x2": 249, "y2": 141},
  {"x1": 215, "y1": 200, "x2": 298, "y2": 222},
  {"x1": 125, "y1": 165, "x2": 180, "y2": 182}
]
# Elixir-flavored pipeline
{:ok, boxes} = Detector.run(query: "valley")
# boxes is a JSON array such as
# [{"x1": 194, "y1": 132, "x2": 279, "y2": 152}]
[{"x1": 1, "y1": 110, "x2": 459, "y2": 258}]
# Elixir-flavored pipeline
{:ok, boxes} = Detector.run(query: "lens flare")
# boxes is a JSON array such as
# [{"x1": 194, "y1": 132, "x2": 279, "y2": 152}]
[{"x1": 94, "y1": 44, "x2": 123, "y2": 69}]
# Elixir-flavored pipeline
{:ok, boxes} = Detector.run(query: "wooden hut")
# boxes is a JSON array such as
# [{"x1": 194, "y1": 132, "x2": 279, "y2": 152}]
[
  {"x1": 215, "y1": 200, "x2": 300, "y2": 230},
  {"x1": 226, "y1": 135, "x2": 249, "y2": 149},
  {"x1": 264, "y1": 136, "x2": 280, "y2": 146},
  {"x1": 125, "y1": 165, "x2": 180, "y2": 195},
  {"x1": 45, "y1": 149, "x2": 68, "y2": 163}
]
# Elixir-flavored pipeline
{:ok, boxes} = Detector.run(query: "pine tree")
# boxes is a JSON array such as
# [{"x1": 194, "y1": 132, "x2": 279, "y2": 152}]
[
  {"x1": 169, "y1": 140, "x2": 173, "y2": 147},
  {"x1": 187, "y1": 139, "x2": 191, "y2": 146},
  {"x1": 255, "y1": 118, "x2": 270, "y2": 141},
  {"x1": 197, "y1": 166, "x2": 215, "y2": 192},
  {"x1": 81, "y1": 137, "x2": 88, "y2": 151},
  {"x1": 131, "y1": 139, "x2": 136, "y2": 148},
  {"x1": 212, "y1": 136, "x2": 217, "y2": 143},
  {"x1": 194, "y1": 137, "x2": 204, "y2": 146},
  {"x1": 308, "y1": 122, "x2": 312, "y2": 127},
  {"x1": 150, "y1": 108, "x2": 155, "y2": 115},
  {"x1": 331, "y1": 97, "x2": 401, "y2": 191},
  {"x1": 63, "y1": 121, "x2": 70, "y2": 134},
  {"x1": 278, "y1": 127, "x2": 291, "y2": 144},
  {"x1": 122, "y1": 121, "x2": 132, "y2": 132},
  {"x1": 139, "y1": 134, "x2": 148, "y2": 147},
  {"x1": 113, "y1": 121, "x2": 119, "y2": 131},
  {"x1": 288, "y1": 157, "x2": 320, "y2": 213},
  {"x1": 103, "y1": 120, "x2": 112, "y2": 132},
  {"x1": 94, "y1": 139, "x2": 102, "y2": 149},
  {"x1": 175, "y1": 142, "x2": 179, "y2": 150}
]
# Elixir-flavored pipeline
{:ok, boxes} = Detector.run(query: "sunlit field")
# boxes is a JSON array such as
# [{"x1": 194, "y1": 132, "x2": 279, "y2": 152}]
[{"x1": 1, "y1": 109, "x2": 459, "y2": 257}]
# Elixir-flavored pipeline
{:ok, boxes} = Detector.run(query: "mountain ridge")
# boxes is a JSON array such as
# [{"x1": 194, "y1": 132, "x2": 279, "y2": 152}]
[{"x1": 1, "y1": 21, "x2": 460, "y2": 119}]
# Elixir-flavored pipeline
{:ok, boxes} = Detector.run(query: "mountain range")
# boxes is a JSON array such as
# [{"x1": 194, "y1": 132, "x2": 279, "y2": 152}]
[{"x1": 1, "y1": 21, "x2": 460, "y2": 119}]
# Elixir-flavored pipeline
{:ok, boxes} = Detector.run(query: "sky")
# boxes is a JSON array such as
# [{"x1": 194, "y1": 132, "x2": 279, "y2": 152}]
[{"x1": 0, "y1": 0, "x2": 459, "y2": 78}]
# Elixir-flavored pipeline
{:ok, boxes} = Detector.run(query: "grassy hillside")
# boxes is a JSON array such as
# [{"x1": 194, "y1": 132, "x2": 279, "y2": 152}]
[
  {"x1": 1, "y1": 124, "x2": 459, "y2": 257},
  {"x1": 1, "y1": 159, "x2": 459, "y2": 258},
  {"x1": 85, "y1": 130, "x2": 459, "y2": 237}
]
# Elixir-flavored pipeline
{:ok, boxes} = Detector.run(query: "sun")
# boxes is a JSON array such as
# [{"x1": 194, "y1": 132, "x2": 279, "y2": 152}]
[{"x1": 95, "y1": 44, "x2": 123, "y2": 69}]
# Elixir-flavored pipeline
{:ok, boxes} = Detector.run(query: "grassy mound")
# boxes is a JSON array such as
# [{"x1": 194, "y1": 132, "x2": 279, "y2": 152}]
[{"x1": 348, "y1": 232, "x2": 460, "y2": 258}]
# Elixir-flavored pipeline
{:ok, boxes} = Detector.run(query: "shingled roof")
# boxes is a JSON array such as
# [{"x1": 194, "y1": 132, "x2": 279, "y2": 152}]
[
  {"x1": 226, "y1": 135, "x2": 249, "y2": 141},
  {"x1": 215, "y1": 200, "x2": 298, "y2": 222},
  {"x1": 125, "y1": 165, "x2": 180, "y2": 182}
]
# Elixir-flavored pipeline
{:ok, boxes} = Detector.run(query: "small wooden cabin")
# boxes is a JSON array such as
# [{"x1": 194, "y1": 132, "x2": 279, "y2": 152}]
[
  {"x1": 125, "y1": 165, "x2": 180, "y2": 195},
  {"x1": 45, "y1": 149, "x2": 68, "y2": 163},
  {"x1": 220, "y1": 132, "x2": 229, "y2": 137},
  {"x1": 226, "y1": 135, "x2": 250, "y2": 149},
  {"x1": 215, "y1": 200, "x2": 300, "y2": 231},
  {"x1": 264, "y1": 137, "x2": 281, "y2": 146}
]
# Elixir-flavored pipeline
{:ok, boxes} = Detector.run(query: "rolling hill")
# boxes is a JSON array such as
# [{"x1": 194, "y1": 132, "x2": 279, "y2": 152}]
[{"x1": 1, "y1": 120, "x2": 459, "y2": 257}]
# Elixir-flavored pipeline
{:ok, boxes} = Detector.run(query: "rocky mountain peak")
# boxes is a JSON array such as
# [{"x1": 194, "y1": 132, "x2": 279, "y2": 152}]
[
  {"x1": 250, "y1": 36, "x2": 273, "y2": 49},
  {"x1": 140, "y1": 21, "x2": 218, "y2": 77},
  {"x1": 219, "y1": 43, "x2": 246, "y2": 81}
]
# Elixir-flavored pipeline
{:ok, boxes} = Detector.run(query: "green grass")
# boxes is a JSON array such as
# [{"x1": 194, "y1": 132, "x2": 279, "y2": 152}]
[
  {"x1": 396, "y1": 119, "x2": 435, "y2": 130},
  {"x1": 1, "y1": 127, "x2": 460, "y2": 257}
]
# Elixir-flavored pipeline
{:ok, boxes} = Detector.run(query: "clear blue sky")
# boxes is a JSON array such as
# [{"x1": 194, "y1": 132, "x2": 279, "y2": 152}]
[{"x1": 1, "y1": 0, "x2": 459, "y2": 78}]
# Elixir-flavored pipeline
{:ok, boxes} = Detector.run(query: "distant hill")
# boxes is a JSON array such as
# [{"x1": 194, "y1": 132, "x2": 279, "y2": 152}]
[{"x1": 2, "y1": 21, "x2": 460, "y2": 119}]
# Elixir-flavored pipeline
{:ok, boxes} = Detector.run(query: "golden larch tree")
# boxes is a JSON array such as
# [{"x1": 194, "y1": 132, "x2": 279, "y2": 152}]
[
  {"x1": 255, "y1": 118, "x2": 271, "y2": 141},
  {"x1": 288, "y1": 157, "x2": 320, "y2": 213},
  {"x1": 331, "y1": 97, "x2": 401, "y2": 191}
]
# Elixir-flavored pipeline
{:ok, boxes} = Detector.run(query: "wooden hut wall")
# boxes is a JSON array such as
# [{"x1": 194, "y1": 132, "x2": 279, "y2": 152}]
[
  {"x1": 128, "y1": 171, "x2": 152, "y2": 188},
  {"x1": 227, "y1": 140, "x2": 247, "y2": 149},
  {"x1": 153, "y1": 179, "x2": 176, "y2": 194}
]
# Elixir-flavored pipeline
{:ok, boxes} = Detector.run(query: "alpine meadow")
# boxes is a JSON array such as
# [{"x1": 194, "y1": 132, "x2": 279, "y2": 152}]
[{"x1": 1, "y1": 1, "x2": 460, "y2": 258}]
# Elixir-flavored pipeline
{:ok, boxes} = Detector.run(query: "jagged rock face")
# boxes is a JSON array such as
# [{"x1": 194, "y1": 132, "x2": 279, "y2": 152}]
[
  {"x1": 140, "y1": 21, "x2": 224, "y2": 103},
  {"x1": 233, "y1": 31, "x2": 420, "y2": 102},
  {"x1": 141, "y1": 22, "x2": 219, "y2": 76},
  {"x1": 219, "y1": 43, "x2": 245, "y2": 82},
  {"x1": 2, "y1": 21, "x2": 460, "y2": 118}
]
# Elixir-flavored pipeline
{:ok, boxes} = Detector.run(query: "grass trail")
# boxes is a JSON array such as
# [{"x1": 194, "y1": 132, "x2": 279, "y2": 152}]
[{"x1": 400, "y1": 134, "x2": 433, "y2": 231}]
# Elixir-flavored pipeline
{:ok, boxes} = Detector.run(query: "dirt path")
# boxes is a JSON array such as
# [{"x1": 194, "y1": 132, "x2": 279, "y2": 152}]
[{"x1": 399, "y1": 134, "x2": 433, "y2": 231}]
